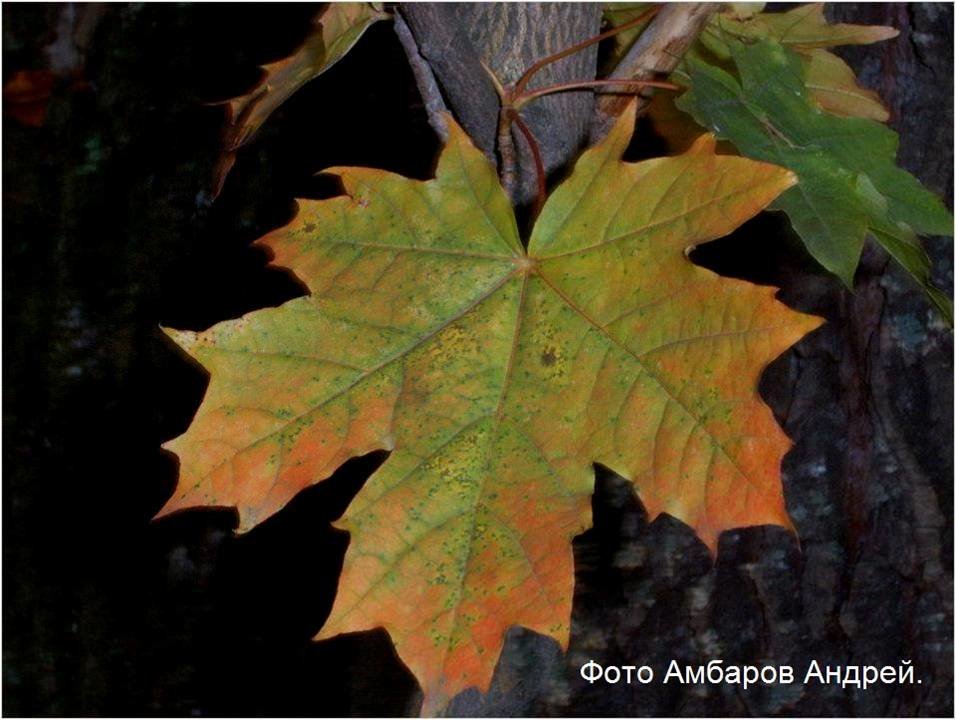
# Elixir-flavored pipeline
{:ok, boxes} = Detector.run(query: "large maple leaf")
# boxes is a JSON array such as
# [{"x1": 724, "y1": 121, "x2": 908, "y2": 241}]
[{"x1": 159, "y1": 104, "x2": 821, "y2": 712}]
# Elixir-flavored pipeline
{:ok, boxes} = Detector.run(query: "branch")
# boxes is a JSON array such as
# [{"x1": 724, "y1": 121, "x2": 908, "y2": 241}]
[
  {"x1": 590, "y1": 3, "x2": 715, "y2": 142},
  {"x1": 393, "y1": 12, "x2": 449, "y2": 142},
  {"x1": 482, "y1": 10, "x2": 670, "y2": 209},
  {"x1": 497, "y1": 102, "x2": 518, "y2": 199}
]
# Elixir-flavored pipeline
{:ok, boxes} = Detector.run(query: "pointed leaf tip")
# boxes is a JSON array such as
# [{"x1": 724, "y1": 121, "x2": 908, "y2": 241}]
[{"x1": 161, "y1": 326, "x2": 199, "y2": 354}]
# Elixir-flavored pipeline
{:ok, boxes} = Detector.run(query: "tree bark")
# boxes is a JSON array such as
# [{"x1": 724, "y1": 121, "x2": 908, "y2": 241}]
[{"x1": 400, "y1": 2, "x2": 601, "y2": 209}]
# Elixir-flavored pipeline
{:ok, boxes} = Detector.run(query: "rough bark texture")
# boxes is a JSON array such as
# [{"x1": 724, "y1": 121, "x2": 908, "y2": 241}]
[
  {"x1": 398, "y1": 4, "x2": 498, "y2": 157},
  {"x1": 2, "y1": 3, "x2": 951, "y2": 717},
  {"x1": 401, "y1": 2, "x2": 601, "y2": 208},
  {"x1": 393, "y1": 12, "x2": 449, "y2": 143}
]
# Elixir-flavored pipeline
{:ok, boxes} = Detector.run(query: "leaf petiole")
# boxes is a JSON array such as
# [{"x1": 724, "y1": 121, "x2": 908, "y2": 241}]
[
  {"x1": 512, "y1": 6, "x2": 660, "y2": 96},
  {"x1": 513, "y1": 78, "x2": 678, "y2": 109}
]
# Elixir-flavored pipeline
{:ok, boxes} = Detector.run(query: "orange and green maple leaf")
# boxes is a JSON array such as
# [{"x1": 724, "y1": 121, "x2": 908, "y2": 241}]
[{"x1": 159, "y1": 104, "x2": 822, "y2": 712}]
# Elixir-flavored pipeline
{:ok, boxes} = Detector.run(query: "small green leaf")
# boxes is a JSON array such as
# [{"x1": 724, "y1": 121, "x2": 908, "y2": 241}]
[{"x1": 678, "y1": 39, "x2": 953, "y2": 317}]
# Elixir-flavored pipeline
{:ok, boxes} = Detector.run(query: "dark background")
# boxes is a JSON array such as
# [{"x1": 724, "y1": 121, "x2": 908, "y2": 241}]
[{"x1": 3, "y1": 3, "x2": 952, "y2": 716}]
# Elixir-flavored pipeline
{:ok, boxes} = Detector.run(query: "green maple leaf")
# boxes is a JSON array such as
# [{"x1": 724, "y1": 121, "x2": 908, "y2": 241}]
[
  {"x1": 677, "y1": 38, "x2": 953, "y2": 322},
  {"x1": 158, "y1": 106, "x2": 821, "y2": 711}
]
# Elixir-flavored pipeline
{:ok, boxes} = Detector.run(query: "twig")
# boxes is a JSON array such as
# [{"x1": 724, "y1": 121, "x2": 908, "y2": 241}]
[
  {"x1": 590, "y1": 3, "x2": 715, "y2": 142},
  {"x1": 393, "y1": 12, "x2": 449, "y2": 142}
]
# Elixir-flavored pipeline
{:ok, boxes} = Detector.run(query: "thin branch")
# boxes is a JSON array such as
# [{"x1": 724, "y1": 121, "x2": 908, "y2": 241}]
[
  {"x1": 393, "y1": 12, "x2": 449, "y2": 142},
  {"x1": 590, "y1": 3, "x2": 716, "y2": 142}
]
